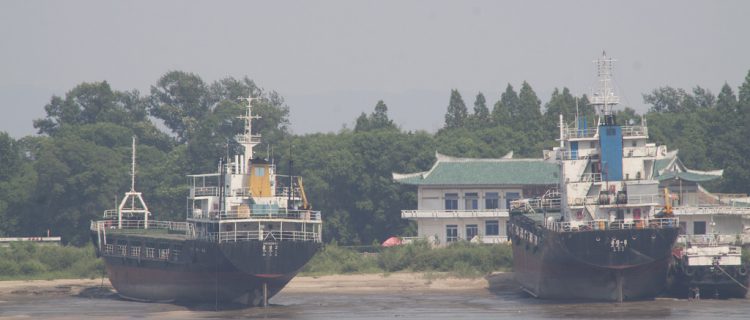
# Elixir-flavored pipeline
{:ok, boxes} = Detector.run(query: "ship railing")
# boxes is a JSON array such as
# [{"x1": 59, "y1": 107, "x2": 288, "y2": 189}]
[
  {"x1": 401, "y1": 210, "x2": 510, "y2": 219},
  {"x1": 547, "y1": 218, "x2": 679, "y2": 232},
  {"x1": 90, "y1": 219, "x2": 192, "y2": 234},
  {"x1": 558, "y1": 150, "x2": 599, "y2": 161},
  {"x1": 234, "y1": 134, "x2": 262, "y2": 145},
  {"x1": 678, "y1": 234, "x2": 750, "y2": 246},
  {"x1": 208, "y1": 230, "x2": 321, "y2": 243},
  {"x1": 103, "y1": 210, "x2": 118, "y2": 219},
  {"x1": 191, "y1": 186, "x2": 219, "y2": 197},
  {"x1": 562, "y1": 127, "x2": 598, "y2": 139},
  {"x1": 579, "y1": 173, "x2": 603, "y2": 182},
  {"x1": 510, "y1": 198, "x2": 562, "y2": 212},
  {"x1": 622, "y1": 146, "x2": 658, "y2": 158},
  {"x1": 568, "y1": 194, "x2": 661, "y2": 206},
  {"x1": 191, "y1": 209, "x2": 322, "y2": 221},
  {"x1": 673, "y1": 206, "x2": 750, "y2": 216},
  {"x1": 620, "y1": 125, "x2": 648, "y2": 137}
]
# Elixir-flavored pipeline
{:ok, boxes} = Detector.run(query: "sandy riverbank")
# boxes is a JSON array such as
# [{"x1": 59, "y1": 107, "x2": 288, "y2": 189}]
[{"x1": 0, "y1": 272, "x2": 514, "y2": 299}]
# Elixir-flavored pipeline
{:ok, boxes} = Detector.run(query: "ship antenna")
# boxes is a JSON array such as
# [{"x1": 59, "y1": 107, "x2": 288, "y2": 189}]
[
  {"x1": 591, "y1": 51, "x2": 619, "y2": 125},
  {"x1": 131, "y1": 136, "x2": 136, "y2": 192},
  {"x1": 237, "y1": 95, "x2": 262, "y2": 173}
]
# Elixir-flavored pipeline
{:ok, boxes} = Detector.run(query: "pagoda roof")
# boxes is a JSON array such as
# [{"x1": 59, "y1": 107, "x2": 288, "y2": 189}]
[
  {"x1": 393, "y1": 152, "x2": 559, "y2": 186},
  {"x1": 652, "y1": 149, "x2": 722, "y2": 182}
]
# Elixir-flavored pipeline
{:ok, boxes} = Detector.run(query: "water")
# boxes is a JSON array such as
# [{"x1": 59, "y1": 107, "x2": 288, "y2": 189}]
[{"x1": 1, "y1": 286, "x2": 749, "y2": 319}]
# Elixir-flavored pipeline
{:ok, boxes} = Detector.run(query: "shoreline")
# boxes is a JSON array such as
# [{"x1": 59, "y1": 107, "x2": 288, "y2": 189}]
[{"x1": 0, "y1": 272, "x2": 513, "y2": 300}]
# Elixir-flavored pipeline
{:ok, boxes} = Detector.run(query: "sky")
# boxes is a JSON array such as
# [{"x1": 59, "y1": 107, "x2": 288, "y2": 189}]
[{"x1": 1, "y1": 0, "x2": 749, "y2": 138}]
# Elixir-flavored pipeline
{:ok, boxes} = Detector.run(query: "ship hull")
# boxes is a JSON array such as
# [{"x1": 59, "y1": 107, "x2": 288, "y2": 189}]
[
  {"x1": 668, "y1": 262, "x2": 749, "y2": 299},
  {"x1": 509, "y1": 215, "x2": 679, "y2": 301},
  {"x1": 92, "y1": 232, "x2": 320, "y2": 305}
]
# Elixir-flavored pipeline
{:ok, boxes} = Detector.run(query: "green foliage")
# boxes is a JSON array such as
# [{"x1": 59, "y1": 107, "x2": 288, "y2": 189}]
[
  {"x1": 300, "y1": 242, "x2": 380, "y2": 275},
  {"x1": 355, "y1": 100, "x2": 397, "y2": 132},
  {"x1": 444, "y1": 89, "x2": 468, "y2": 129},
  {"x1": 302, "y1": 242, "x2": 512, "y2": 278},
  {"x1": 0, "y1": 243, "x2": 104, "y2": 280}
]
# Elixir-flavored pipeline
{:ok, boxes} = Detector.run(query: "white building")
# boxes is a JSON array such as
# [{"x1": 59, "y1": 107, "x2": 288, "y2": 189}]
[{"x1": 393, "y1": 152, "x2": 558, "y2": 246}]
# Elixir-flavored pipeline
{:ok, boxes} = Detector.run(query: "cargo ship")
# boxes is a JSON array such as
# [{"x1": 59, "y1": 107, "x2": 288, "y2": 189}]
[
  {"x1": 90, "y1": 97, "x2": 322, "y2": 306},
  {"x1": 507, "y1": 52, "x2": 679, "y2": 301},
  {"x1": 668, "y1": 233, "x2": 749, "y2": 299}
]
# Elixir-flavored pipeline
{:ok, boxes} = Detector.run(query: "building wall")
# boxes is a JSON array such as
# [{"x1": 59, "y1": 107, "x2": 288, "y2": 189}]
[
  {"x1": 677, "y1": 214, "x2": 746, "y2": 235},
  {"x1": 418, "y1": 186, "x2": 524, "y2": 210},
  {"x1": 417, "y1": 216, "x2": 508, "y2": 244}
]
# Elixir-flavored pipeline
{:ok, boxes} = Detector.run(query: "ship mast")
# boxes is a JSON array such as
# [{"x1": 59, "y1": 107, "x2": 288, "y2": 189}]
[
  {"x1": 236, "y1": 96, "x2": 262, "y2": 174},
  {"x1": 591, "y1": 51, "x2": 619, "y2": 125},
  {"x1": 116, "y1": 136, "x2": 150, "y2": 229}
]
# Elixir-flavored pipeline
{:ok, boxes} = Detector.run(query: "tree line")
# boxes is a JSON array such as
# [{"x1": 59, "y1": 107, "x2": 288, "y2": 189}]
[{"x1": 1, "y1": 70, "x2": 750, "y2": 245}]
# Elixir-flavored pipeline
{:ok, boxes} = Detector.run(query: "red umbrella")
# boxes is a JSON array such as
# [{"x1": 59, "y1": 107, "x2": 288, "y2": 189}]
[{"x1": 381, "y1": 236, "x2": 403, "y2": 247}]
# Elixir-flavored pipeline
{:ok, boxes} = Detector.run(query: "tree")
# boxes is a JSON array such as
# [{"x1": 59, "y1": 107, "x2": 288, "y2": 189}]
[
  {"x1": 444, "y1": 89, "x2": 468, "y2": 129},
  {"x1": 355, "y1": 100, "x2": 397, "y2": 132},
  {"x1": 739, "y1": 70, "x2": 750, "y2": 113},
  {"x1": 470, "y1": 92, "x2": 490, "y2": 127},
  {"x1": 149, "y1": 71, "x2": 213, "y2": 142},
  {"x1": 33, "y1": 82, "x2": 146, "y2": 136},
  {"x1": 492, "y1": 84, "x2": 519, "y2": 126}
]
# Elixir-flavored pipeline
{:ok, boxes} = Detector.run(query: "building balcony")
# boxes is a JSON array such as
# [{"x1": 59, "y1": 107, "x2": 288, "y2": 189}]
[{"x1": 401, "y1": 209, "x2": 509, "y2": 220}]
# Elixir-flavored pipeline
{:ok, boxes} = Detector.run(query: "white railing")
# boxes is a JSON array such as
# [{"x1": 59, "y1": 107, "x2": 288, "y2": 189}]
[
  {"x1": 677, "y1": 234, "x2": 750, "y2": 246},
  {"x1": 563, "y1": 127, "x2": 598, "y2": 139},
  {"x1": 235, "y1": 135, "x2": 262, "y2": 145},
  {"x1": 568, "y1": 194, "x2": 661, "y2": 206},
  {"x1": 622, "y1": 146, "x2": 657, "y2": 158},
  {"x1": 673, "y1": 206, "x2": 750, "y2": 216},
  {"x1": 90, "y1": 220, "x2": 192, "y2": 234},
  {"x1": 401, "y1": 210, "x2": 509, "y2": 219},
  {"x1": 189, "y1": 209, "x2": 322, "y2": 221},
  {"x1": 546, "y1": 218, "x2": 679, "y2": 232},
  {"x1": 210, "y1": 230, "x2": 321, "y2": 243},
  {"x1": 562, "y1": 125, "x2": 647, "y2": 140},
  {"x1": 510, "y1": 198, "x2": 562, "y2": 212},
  {"x1": 620, "y1": 125, "x2": 648, "y2": 137},
  {"x1": 192, "y1": 187, "x2": 219, "y2": 197}
]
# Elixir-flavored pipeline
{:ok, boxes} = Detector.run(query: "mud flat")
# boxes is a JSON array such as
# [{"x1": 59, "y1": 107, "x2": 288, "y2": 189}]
[{"x1": 0, "y1": 272, "x2": 513, "y2": 300}]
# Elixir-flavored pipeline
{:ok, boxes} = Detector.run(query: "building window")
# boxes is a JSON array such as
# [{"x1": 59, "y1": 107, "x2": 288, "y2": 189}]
[
  {"x1": 485, "y1": 192, "x2": 499, "y2": 210},
  {"x1": 466, "y1": 224, "x2": 478, "y2": 240},
  {"x1": 485, "y1": 220, "x2": 499, "y2": 236},
  {"x1": 465, "y1": 192, "x2": 478, "y2": 210},
  {"x1": 693, "y1": 221, "x2": 706, "y2": 235},
  {"x1": 444, "y1": 193, "x2": 458, "y2": 210},
  {"x1": 446, "y1": 225, "x2": 458, "y2": 242},
  {"x1": 679, "y1": 222, "x2": 687, "y2": 235},
  {"x1": 254, "y1": 167, "x2": 265, "y2": 176}
]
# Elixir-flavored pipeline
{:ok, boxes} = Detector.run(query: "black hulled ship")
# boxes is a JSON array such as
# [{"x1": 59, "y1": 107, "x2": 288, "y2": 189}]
[
  {"x1": 507, "y1": 53, "x2": 679, "y2": 301},
  {"x1": 90, "y1": 97, "x2": 322, "y2": 306}
]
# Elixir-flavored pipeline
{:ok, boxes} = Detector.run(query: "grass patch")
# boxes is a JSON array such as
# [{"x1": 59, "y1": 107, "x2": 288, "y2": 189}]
[
  {"x1": 300, "y1": 241, "x2": 512, "y2": 278},
  {"x1": 0, "y1": 242, "x2": 105, "y2": 281}
]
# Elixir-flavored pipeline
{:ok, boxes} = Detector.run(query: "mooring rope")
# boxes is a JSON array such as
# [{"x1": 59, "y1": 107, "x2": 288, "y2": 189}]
[{"x1": 714, "y1": 264, "x2": 749, "y2": 291}]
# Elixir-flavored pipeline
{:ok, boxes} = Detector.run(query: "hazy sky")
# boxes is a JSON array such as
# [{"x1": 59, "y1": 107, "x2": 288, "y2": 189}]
[{"x1": 1, "y1": 0, "x2": 749, "y2": 138}]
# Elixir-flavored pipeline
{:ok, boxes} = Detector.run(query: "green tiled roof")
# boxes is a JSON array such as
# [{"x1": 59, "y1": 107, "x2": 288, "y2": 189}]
[
  {"x1": 652, "y1": 157, "x2": 674, "y2": 178},
  {"x1": 656, "y1": 171, "x2": 721, "y2": 183},
  {"x1": 394, "y1": 158, "x2": 559, "y2": 186}
]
